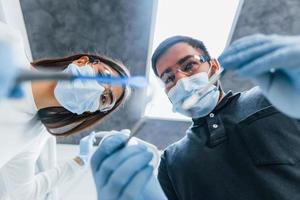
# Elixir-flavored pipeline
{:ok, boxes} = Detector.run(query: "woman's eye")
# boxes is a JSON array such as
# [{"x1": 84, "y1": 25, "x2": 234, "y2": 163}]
[
  {"x1": 101, "y1": 95, "x2": 108, "y2": 105},
  {"x1": 101, "y1": 90, "x2": 113, "y2": 105}
]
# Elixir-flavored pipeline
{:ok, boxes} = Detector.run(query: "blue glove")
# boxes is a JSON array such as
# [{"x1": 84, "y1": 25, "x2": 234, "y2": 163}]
[
  {"x1": 78, "y1": 131, "x2": 96, "y2": 166},
  {"x1": 91, "y1": 133, "x2": 167, "y2": 200},
  {"x1": 219, "y1": 34, "x2": 300, "y2": 119},
  {"x1": 0, "y1": 56, "x2": 20, "y2": 98},
  {"x1": 0, "y1": 28, "x2": 25, "y2": 99}
]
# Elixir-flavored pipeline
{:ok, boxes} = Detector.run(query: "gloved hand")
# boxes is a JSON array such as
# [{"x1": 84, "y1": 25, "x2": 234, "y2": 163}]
[
  {"x1": 218, "y1": 34, "x2": 300, "y2": 119},
  {"x1": 0, "y1": 22, "x2": 28, "y2": 98},
  {"x1": 0, "y1": 42, "x2": 21, "y2": 98},
  {"x1": 78, "y1": 131, "x2": 96, "y2": 166},
  {"x1": 91, "y1": 133, "x2": 167, "y2": 200}
]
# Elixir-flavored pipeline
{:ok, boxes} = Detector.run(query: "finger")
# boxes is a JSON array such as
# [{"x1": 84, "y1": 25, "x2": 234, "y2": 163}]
[
  {"x1": 249, "y1": 73, "x2": 272, "y2": 92},
  {"x1": 229, "y1": 34, "x2": 268, "y2": 50},
  {"x1": 91, "y1": 134, "x2": 127, "y2": 172},
  {"x1": 219, "y1": 34, "x2": 270, "y2": 64},
  {"x1": 88, "y1": 131, "x2": 96, "y2": 143},
  {"x1": 237, "y1": 45, "x2": 300, "y2": 76},
  {"x1": 120, "y1": 129, "x2": 131, "y2": 136},
  {"x1": 253, "y1": 71, "x2": 300, "y2": 118},
  {"x1": 120, "y1": 166, "x2": 153, "y2": 200},
  {"x1": 219, "y1": 41, "x2": 285, "y2": 71},
  {"x1": 79, "y1": 134, "x2": 94, "y2": 156},
  {"x1": 97, "y1": 144, "x2": 147, "y2": 188},
  {"x1": 105, "y1": 151, "x2": 153, "y2": 199}
]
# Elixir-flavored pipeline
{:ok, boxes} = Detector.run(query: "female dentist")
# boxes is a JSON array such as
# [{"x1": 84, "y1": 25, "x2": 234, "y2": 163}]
[{"x1": 0, "y1": 22, "x2": 131, "y2": 200}]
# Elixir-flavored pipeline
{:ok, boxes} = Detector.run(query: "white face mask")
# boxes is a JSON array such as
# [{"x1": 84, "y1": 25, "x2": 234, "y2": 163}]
[
  {"x1": 54, "y1": 63, "x2": 106, "y2": 114},
  {"x1": 167, "y1": 72, "x2": 220, "y2": 118}
]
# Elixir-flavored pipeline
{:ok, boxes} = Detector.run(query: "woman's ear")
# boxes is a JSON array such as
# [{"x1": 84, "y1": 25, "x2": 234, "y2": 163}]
[
  {"x1": 208, "y1": 58, "x2": 220, "y2": 77},
  {"x1": 73, "y1": 56, "x2": 90, "y2": 66}
]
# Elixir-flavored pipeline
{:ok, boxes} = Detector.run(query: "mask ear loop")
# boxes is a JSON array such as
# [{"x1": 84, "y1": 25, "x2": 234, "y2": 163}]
[
  {"x1": 207, "y1": 61, "x2": 221, "y2": 90},
  {"x1": 207, "y1": 65, "x2": 213, "y2": 79}
]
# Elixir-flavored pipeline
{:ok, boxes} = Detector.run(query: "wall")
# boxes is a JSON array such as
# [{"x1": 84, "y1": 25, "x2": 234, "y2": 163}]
[{"x1": 20, "y1": 0, "x2": 156, "y2": 143}]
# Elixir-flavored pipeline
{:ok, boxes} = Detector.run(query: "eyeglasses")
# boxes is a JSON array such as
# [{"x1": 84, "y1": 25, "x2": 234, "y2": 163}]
[{"x1": 160, "y1": 55, "x2": 210, "y2": 89}]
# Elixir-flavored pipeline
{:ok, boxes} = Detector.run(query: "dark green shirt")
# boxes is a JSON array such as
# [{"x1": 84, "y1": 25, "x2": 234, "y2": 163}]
[{"x1": 158, "y1": 87, "x2": 300, "y2": 200}]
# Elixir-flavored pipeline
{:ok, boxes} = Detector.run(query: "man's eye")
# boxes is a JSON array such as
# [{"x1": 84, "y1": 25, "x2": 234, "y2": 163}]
[
  {"x1": 164, "y1": 76, "x2": 174, "y2": 85},
  {"x1": 181, "y1": 62, "x2": 195, "y2": 72}
]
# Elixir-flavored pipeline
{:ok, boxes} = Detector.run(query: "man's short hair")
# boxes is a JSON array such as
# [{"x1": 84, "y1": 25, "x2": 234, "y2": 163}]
[{"x1": 151, "y1": 35, "x2": 211, "y2": 77}]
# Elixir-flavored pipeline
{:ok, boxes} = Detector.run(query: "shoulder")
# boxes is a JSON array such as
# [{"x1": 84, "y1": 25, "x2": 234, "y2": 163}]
[
  {"x1": 161, "y1": 135, "x2": 190, "y2": 165},
  {"x1": 231, "y1": 87, "x2": 273, "y2": 120},
  {"x1": 238, "y1": 86, "x2": 270, "y2": 106}
]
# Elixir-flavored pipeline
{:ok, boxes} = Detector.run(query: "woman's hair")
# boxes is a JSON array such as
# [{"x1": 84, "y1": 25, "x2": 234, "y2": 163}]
[{"x1": 31, "y1": 53, "x2": 131, "y2": 136}]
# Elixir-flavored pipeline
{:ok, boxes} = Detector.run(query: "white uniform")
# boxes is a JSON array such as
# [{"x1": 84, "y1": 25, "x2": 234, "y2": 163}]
[
  {"x1": 0, "y1": 22, "x2": 85, "y2": 200},
  {"x1": 0, "y1": 21, "x2": 41, "y2": 169}
]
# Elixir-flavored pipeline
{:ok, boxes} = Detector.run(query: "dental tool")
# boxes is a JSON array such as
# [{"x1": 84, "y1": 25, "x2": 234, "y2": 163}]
[
  {"x1": 95, "y1": 129, "x2": 137, "y2": 151},
  {"x1": 16, "y1": 69, "x2": 148, "y2": 88},
  {"x1": 95, "y1": 129, "x2": 139, "y2": 148}
]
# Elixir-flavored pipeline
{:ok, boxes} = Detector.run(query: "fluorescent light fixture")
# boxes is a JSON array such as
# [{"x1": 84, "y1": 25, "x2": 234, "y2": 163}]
[{"x1": 145, "y1": 0, "x2": 243, "y2": 120}]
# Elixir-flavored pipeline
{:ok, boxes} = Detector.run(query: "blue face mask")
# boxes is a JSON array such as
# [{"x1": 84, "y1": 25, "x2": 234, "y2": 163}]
[
  {"x1": 167, "y1": 72, "x2": 220, "y2": 118},
  {"x1": 54, "y1": 63, "x2": 106, "y2": 114}
]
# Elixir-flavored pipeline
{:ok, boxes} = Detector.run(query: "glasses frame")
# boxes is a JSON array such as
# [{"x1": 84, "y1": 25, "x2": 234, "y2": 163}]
[{"x1": 160, "y1": 54, "x2": 211, "y2": 89}]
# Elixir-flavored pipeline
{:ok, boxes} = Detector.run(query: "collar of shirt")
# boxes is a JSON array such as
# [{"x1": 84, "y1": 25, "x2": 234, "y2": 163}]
[{"x1": 192, "y1": 91, "x2": 241, "y2": 126}]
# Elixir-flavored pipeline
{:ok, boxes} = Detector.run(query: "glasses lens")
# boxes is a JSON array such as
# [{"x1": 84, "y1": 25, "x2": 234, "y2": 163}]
[
  {"x1": 161, "y1": 55, "x2": 209, "y2": 89},
  {"x1": 161, "y1": 72, "x2": 175, "y2": 88},
  {"x1": 179, "y1": 57, "x2": 200, "y2": 75}
]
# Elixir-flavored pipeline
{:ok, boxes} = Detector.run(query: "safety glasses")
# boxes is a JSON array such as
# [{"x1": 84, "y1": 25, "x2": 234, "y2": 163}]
[{"x1": 160, "y1": 55, "x2": 210, "y2": 90}]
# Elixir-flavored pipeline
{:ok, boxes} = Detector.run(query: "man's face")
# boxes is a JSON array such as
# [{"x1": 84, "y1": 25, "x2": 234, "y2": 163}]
[{"x1": 156, "y1": 42, "x2": 214, "y2": 93}]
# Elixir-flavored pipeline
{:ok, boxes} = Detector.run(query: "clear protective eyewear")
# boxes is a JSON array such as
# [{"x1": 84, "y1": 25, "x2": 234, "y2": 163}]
[{"x1": 160, "y1": 55, "x2": 211, "y2": 89}]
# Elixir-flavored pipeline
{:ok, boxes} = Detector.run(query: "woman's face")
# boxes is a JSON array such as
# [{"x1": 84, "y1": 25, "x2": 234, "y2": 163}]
[{"x1": 72, "y1": 56, "x2": 125, "y2": 111}]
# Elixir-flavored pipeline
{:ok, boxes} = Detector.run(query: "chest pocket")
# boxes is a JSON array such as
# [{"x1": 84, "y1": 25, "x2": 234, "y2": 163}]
[{"x1": 237, "y1": 106, "x2": 300, "y2": 166}]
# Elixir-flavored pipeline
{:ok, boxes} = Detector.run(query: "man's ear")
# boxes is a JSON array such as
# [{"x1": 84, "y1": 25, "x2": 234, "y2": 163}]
[
  {"x1": 208, "y1": 58, "x2": 220, "y2": 77},
  {"x1": 73, "y1": 56, "x2": 90, "y2": 66}
]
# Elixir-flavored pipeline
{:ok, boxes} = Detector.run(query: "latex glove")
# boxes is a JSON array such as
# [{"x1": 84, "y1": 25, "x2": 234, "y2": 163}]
[
  {"x1": 91, "y1": 133, "x2": 167, "y2": 200},
  {"x1": 218, "y1": 34, "x2": 300, "y2": 119},
  {"x1": 0, "y1": 22, "x2": 29, "y2": 98},
  {"x1": 0, "y1": 41, "x2": 21, "y2": 98},
  {"x1": 78, "y1": 131, "x2": 96, "y2": 166}
]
